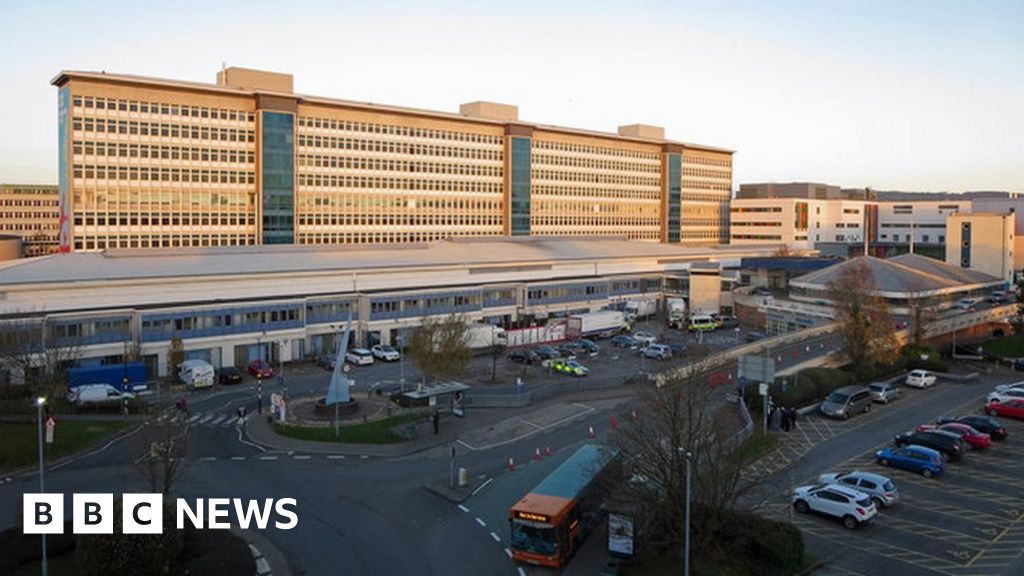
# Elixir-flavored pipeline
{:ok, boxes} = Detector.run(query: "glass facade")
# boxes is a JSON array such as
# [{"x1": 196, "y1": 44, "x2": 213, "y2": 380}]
[
  {"x1": 667, "y1": 154, "x2": 681, "y2": 243},
  {"x1": 57, "y1": 87, "x2": 71, "y2": 252},
  {"x1": 510, "y1": 137, "x2": 531, "y2": 235},
  {"x1": 261, "y1": 111, "x2": 295, "y2": 244}
]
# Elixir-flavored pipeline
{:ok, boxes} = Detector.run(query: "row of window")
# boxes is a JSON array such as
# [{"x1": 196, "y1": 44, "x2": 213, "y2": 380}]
[
  {"x1": 74, "y1": 214, "x2": 255, "y2": 226},
  {"x1": 531, "y1": 153, "x2": 660, "y2": 174},
  {"x1": 531, "y1": 185, "x2": 661, "y2": 201},
  {"x1": 296, "y1": 135, "x2": 502, "y2": 160},
  {"x1": 72, "y1": 164, "x2": 256, "y2": 185},
  {"x1": 731, "y1": 221, "x2": 782, "y2": 227},
  {"x1": 74, "y1": 234, "x2": 257, "y2": 251},
  {"x1": 731, "y1": 234, "x2": 783, "y2": 240},
  {"x1": 682, "y1": 156, "x2": 731, "y2": 168},
  {"x1": 73, "y1": 118, "x2": 255, "y2": 143},
  {"x1": 0, "y1": 211, "x2": 56, "y2": 219},
  {"x1": 295, "y1": 230, "x2": 501, "y2": 244},
  {"x1": 532, "y1": 169, "x2": 660, "y2": 188},
  {"x1": 732, "y1": 206, "x2": 783, "y2": 213},
  {"x1": 74, "y1": 141, "x2": 256, "y2": 164},
  {"x1": 0, "y1": 199, "x2": 58, "y2": 207},
  {"x1": 532, "y1": 140, "x2": 659, "y2": 161},
  {"x1": 74, "y1": 96, "x2": 254, "y2": 123},
  {"x1": 298, "y1": 117, "x2": 502, "y2": 145},
  {"x1": 297, "y1": 175, "x2": 502, "y2": 194},
  {"x1": 297, "y1": 155, "x2": 501, "y2": 177}
]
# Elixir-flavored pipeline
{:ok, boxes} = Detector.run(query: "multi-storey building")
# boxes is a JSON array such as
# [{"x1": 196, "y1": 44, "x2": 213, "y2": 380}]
[
  {"x1": 945, "y1": 212, "x2": 1015, "y2": 283},
  {"x1": 729, "y1": 197, "x2": 870, "y2": 250},
  {"x1": 51, "y1": 67, "x2": 733, "y2": 251},
  {"x1": 0, "y1": 184, "x2": 60, "y2": 257}
]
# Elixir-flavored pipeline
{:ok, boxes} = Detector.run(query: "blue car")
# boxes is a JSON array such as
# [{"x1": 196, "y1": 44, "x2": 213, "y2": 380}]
[
  {"x1": 875, "y1": 445, "x2": 944, "y2": 478},
  {"x1": 611, "y1": 335, "x2": 639, "y2": 349}
]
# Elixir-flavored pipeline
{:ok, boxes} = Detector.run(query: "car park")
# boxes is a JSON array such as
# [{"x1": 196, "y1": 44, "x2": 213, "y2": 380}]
[
  {"x1": 371, "y1": 344, "x2": 401, "y2": 361},
  {"x1": 905, "y1": 369, "x2": 936, "y2": 389},
  {"x1": 508, "y1": 349, "x2": 541, "y2": 365},
  {"x1": 868, "y1": 381, "x2": 902, "y2": 404},
  {"x1": 632, "y1": 331, "x2": 658, "y2": 346},
  {"x1": 546, "y1": 358, "x2": 589, "y2": 377},
  {"x1": 345, "y1": 348, "x2": 375, "y2": 366},
  {"x1": 216, "y1": 366, "x2": 243, "y2": 385},
  {"x1": 534, "y1": 346, "x2": 560, "y2": 360},
  {"x1": 986, "y1": 398, "x2": 1024, "y2": 420},
  {"x1": 936, "y1": 414, "x2": 1008, "y2": 441},
  {"x1": 987, "y1": 383, "x2": 1024, "y2": 404},
  {"x1": 315, "y1": 354, "x2": 337, "y2": 370},
  {"x1": 610, "y1": 335, "x2": 639, "y2": 349},
  {"x1": 816, "y1": 471, "x2": 900, "y2": 509},
  {"x1": 791, "y1": 483, "x2": 877, "y2": 529},
  {"x1": 916, "y1": 422, "x2": 991, "y2": 450},
  {"x1": 247, "y1": 360, "x2": 274, "y2": 379},
  {"x1": 894, "y1": 429, "x2": 965, "y2": 461},
  {"x1": 875, "y1": 445, "x2": 945, "y2": 478},
  {"x1": 820, "y1": 385, "x2": 872, "y2": 420},
  {"x1": 641, "y1": 343, "x2": 672, "y2": 360}
]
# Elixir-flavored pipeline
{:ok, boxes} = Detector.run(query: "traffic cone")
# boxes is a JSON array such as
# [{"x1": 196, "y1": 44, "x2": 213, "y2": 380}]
[
  {"x1": 545, "y1": 446, "x2": 552, "y2": 457},
  {"x1": 587, "y1": 425, "x2": 596, "y2": 438},
  {"x1": 631, "y1": 409, "x2": 638, "y2": 420},
  {"x1": 508, "y1": 456, "x2": 516, "y2": 471},
  {"x1": 533, "y1": 448, "x2": 542, "y2": 461},
  {"x1": 610, "y1": 416, "x2": 618, "y2": 430}
]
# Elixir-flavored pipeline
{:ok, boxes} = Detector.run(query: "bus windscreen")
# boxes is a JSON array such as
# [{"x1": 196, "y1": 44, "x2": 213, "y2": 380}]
[{"x1": 510, "y1": 519, "x2": 557, "y2": 556}]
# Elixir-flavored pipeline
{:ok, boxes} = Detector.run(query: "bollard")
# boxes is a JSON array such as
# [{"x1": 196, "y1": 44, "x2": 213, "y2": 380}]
[
  {"x1": 533, "y1": 448, "x2": 542, "y2": 461},
  {"x1": 587, "y1": 425, "x2": 596, "y2": 438},
  {"x1": 508, "y1": 457, "x2": 515, "y2": 471},
  {"x1": 545, "y1": 447, "x2": 552, "y2": 457},
  {"x1": 458, "y1": 467, "x2": 468, "y2": 487}
]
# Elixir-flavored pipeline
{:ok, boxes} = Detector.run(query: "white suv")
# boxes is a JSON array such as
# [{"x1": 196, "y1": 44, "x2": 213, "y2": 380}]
[
  {"x1": 370, "y1": 344, "x2": 401, "y2": 362},
  {"x1": 988, "y1": 383, "x2": 1024, "y2": 405},
  {"x1": 905, "y1": 369, "x2": 937, "y2": 389},
  {"x1": 792, "y1": 483, "x2": 877, "y2": 529},
  {"x1": 345, "y1": 348, "x2": 375, "y2": 366}
]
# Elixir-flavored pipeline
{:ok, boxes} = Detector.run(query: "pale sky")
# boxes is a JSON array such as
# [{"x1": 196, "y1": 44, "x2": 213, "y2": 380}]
[{"x1": 1, "y1": 0, "x2": 1021, "y2": 193}]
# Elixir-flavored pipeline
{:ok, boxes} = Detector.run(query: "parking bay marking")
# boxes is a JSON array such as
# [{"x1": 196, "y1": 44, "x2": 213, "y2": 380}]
[{"x1": 793, "y1": 516, "x2": 966, "y2": 570}]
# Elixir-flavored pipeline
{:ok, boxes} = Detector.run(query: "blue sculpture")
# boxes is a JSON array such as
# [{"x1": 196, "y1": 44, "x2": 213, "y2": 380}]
[{"x1": 325, "y1": 311, "x2": 352, "y2": 406}]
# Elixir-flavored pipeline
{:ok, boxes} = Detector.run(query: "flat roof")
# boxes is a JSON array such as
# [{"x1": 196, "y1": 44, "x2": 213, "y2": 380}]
[
  {"x1": 51, "y1": 70, "x2": 733, "y2": 153},
  {"x1": 0, "y1": 237, "x2": 781, "y2": 286}
]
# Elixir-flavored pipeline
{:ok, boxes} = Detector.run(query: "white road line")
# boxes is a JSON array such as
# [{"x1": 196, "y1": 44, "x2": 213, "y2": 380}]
[
  {"x1": 518, "y1": 567, "x2": 527, "y2": 576},
  {"x1": 231, "y1": 456, "x2": 246, "y2": 461},
  {"x1": 505, "y1": 548, "x2": 512, "y2": 559},
  {"x1": 293, "y1": 455, "x2": 311, "y2": 460},
  {"x1": 470, "y1": 477, "x2": 493, "y2": 497},
  {"x1": 210, "y1": 414, "x2": 227, "y2": 426},
  {"x1": 186, "y1": 414, "x2": 201, "y2": 424},
  {"x1": 200, "y1": 456, "x2": 217, "y2": 461},
  {"x1": 360, "y1": 455, "x2": 369, "y2": 459},
  {"x1": 490, "y1": 532, "x2": 500, "y2": 543},
  {"x1": 458, "y1": 404, "x2": 597, "y2": 451},
  {"x1": 220, "y1": 419, "x2": 235, "y2": 428},
  {"x1": 258, "y1": 456, "x2": 278, "y2": 461},
  {"x1": 475, "y1": 517, "x2": 486, "y2": 527},
  {"x1": 327, "y1": 455, "x2": 346, "y2": 460},
  {"x1": 198, "y1": 414, "x2": 214, "y2": 425},
  {"x1": 457, "y1": 504, "x2": 470, "y2": 513},
  {"x1": 236, "y1": 425, "x2": 267, "y2": 452}
]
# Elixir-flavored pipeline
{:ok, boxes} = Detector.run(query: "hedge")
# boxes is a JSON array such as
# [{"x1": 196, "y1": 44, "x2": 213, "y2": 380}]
[{"x1": 75, "y1": 498, "x2": 184, "y2": 576}]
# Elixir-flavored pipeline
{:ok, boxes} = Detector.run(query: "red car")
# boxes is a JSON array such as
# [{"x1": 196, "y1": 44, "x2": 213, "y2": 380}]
[
  {"x1": 987, "y1": 399, "x2": 1024, "y2": 420},
  {"x1": 247, "y1": 360, "x2": 274, "y2": 379},
  {"x1": 917, "y1": 423, "x2": 991, "y2": 450}
]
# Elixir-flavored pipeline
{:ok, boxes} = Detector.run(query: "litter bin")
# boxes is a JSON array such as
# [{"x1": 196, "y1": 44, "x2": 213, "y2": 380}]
[{"x1": 458, "y1": 467, "x2": 468, "y2": 487}]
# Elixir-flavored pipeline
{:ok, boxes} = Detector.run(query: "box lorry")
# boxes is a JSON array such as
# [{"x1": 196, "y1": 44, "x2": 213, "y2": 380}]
[
  {"x1": 566, "y1": 310, "x2": 628, "y2": 339},
  {"x1": 667, "y1": 298, "x2": 688, "y2": 329},
  {"x1": 464, "y1": 323, "x2": 508, "y2": 354},
  {"x1": 624, "y1": 300, "x2": 657, "y2": 323},
  {"x1": 67, "y1": 362, "x2": 148, "y2": 393}
]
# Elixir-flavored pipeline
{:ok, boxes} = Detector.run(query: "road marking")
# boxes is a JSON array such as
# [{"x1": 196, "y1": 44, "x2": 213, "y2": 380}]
[
  {"x1": 475, "y1": 517, "x2": 486, "y2": 527},
  {"x1": 457, "y1": 404, "x2": 597, "y2": 451},
  {"x1": 236, "y1": 425, "x2": 267, "y2": 452},
  {"x1": 231, "y1": 456, "x2": 245, "y2": 461},
  {"x1": 200, "y1": 456, "x2": 217, "y2": 461},
  {"x1": 258, "y1": 456, "x2": 278, "y2": 461},
  {"x1": 505, "y1": 548, "x2": 512, "y2": 558},
  {"x1": 457, "y1": 505, "x2": 470, "y2": 513},
  {"x1": 327, "y1": 455, "x2": 346, "y2": 460},
  {"x1": 198, "y1": 414, "x2": 214, "y2": 425},
  {"x1": 471, "y1": 477, "x2": 493, "y2": 497},
  {"x1": 210, "y1": 414, "x2": 227, "y2": 426},
  {"x1": 490, "y1": 532, "x2": 500, "y2": 542},
  {"x1": 187, "y1": 414, "x2": 201, "y2": 424},
  {"x1": 517, "y1": 568, "x2": 527, "y2": 576},
  {"x1": 360, "y1": 455, "x2": 369, "y2": 459},
  {"x1": 293, "y1": 455, "x2": 311, "y2": 460}
]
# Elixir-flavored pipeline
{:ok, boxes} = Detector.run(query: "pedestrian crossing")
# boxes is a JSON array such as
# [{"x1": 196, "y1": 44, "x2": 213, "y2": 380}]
[{"x1": 156, "y1": 411, "x2": 246, "y2": 428}]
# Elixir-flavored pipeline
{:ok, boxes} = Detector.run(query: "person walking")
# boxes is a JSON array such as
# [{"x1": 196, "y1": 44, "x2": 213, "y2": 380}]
[
  {"x1": 789, "y1": 406, "x2": 799, "y2": 431},
  {"x1": 781, "y1": 406, "x2": 792, "y2": 432},
  {"x1": 431, "y1": 409, "x2": 440, "y2": 435},
  {"x1": 769, "y1": 406, "x2": 782, "y2": 432}
]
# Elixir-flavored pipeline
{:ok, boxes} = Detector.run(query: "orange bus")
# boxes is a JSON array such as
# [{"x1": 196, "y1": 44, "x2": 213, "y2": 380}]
[{"x1": 509, "y1": 444, "x2": 621, "y2": 568}]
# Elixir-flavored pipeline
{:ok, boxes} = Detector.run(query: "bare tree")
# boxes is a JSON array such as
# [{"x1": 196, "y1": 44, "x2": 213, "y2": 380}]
[
  {"x1": 0, "y1": 317, "x2": 81, "y2": 396},
  {"x1": 907, "y1": 292, "x2": 936, "y2": 349},
  {"x1": 136, "y1": 418, "x2": 191, "y2": 496},
  {"x1": 615, "y1": 358, "x2": 768, "y2": 557},
  {"x1": 409, "y1": 315, "x2": 472, "y2": 383},
  {"x1": 167, "y1": 335, "x2": 184, "y2": 377},
  {"x1": 827, "y1": 259, "x2": 899, "y2": 368}
]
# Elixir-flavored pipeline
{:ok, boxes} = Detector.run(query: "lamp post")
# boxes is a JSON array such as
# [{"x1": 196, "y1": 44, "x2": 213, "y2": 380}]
[
  {"x1": 396, "y1": 334, "x2": 406, "y2": 387},
  {"x1": 36, "y1": 396, "x2": 48, "y2": 576},
  {"x1": 678, "y1": 447, "x2": 692, "y2": 576}
]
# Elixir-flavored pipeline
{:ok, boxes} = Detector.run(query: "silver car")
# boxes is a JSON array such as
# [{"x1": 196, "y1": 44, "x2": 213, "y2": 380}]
[
  {"x1": 641, "y1": 343, "x2": 672, "y2": 360},
  {"x1": 869, "y1": 381, "x2": 903, "y2": 404},
  {"x1": 817, "y1": 470, "x2": 900, "y2": 508}
]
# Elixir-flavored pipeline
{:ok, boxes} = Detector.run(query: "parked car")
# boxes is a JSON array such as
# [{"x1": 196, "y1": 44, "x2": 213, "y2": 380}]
[
  {"x1": 641, "y1": 344, "x2": 673, "y2": 360},
  {"x1": 987, "y1": 383, "x2": 1024, "y2": 405},
  {"x1": 716, "y1": 315, "x2": 739, "y2": 329},
  {"x1": 917, "y1": 423, "x2": 991, "y2": 450},
  {"x1": 754, "y1": 287, "x2": 773, "y2": 296},
  {"x1": 988, "y1": 291, "x2": 1007, "y2": 304},
  {"x1": 816, "y1": 471, "x2": 900, "y2": 509},
  {"x1": 546, "y1": 358, "x2": 589, "y2": 377},
  {"x1": 987, "y1": 398, "x2": 1024, "y2": 420},
  {"x1": 632, "y1": 331, "x2": 658, "y2": 346},
  {"x1": 936, "y1": 415, "x2": 1008, "y2": 441},
  {"x1": 345, "y1": 348, "x2": 375, "y2": 366},
  {"x1": 577, "y1": 338, "x2": 600, "y2": 356},
  {"x1": 247, "y1": 360, "x2": 273, "y2": 379},
  {"x1": 1013, "y1": 358, "x2": 1024, "y2": 372},
  {"x1": 507, "y1": 349, "x2": 541, "y2": 365},
  {"x1": 905, "y1": 369, "x2": 937, "y2": 389},
  {"x1": 868, "y1": 381, "x2": 903, "y2": 404},
  {"x1": 610, "y1": 335, "x2": 640, "y2": 349},
  {"x1": 875, "y1": 445, "x2": 945, "y2": 478},
  {"x1": 820, "y1": 385, "x2": 872, "y2": 420},
  {"x1": 664, "y1": 341, "x2": 687, "y2": 356},
  {"x1": 791, "y1": 483, "x2": 877, "y2": 530},
  {"x1": 216, "y1": 366, "x2": 243, "y2": 385},
  {"x1": 68, "y1": 384, "x2": 136, "y2": 407},
  {"x1": 955, "y1": 298, "x2": 977, "y2": 310},
  {"x1": 745, "y1": 331, "x2": 768, "y2": 343},
  {"x1": 556, "y1": 343, "x2": 580, "y2": 359},
  {"x1": 534, "y1": 345, "x2": 560, "y2": 360},
  {"x1": 314, "y1": 354, "x2": 337, "y2": 371},
  {"x1": 371, "y1": 344, "x2": 401, "y2": 362},
  {"x1": 894, "y1": 429, "x2": 966, "y2": 461}
]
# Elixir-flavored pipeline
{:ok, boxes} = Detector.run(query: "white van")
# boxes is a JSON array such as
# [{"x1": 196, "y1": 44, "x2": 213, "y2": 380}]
[
  {"x1": 68, "y1": 384, "x2": 135, "y2": 406},
  {"x1": 178, "y1": 359, "x2": 215, "y2": 389},
  {"x1": 688, "y1": 314, "x2": 717, "y2": 332}
]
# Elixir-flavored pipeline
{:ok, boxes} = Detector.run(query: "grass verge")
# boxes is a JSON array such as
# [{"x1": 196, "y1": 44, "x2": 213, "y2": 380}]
[
  {"x1": 982, "y1": 335, "x2": 1024, "y2": 358},
  {"x1": 0, "y1": 419, "x2": 135, "y2": 473},
  {"x1": 272, "y1": 412, "x2": 423, "y2": 444}
]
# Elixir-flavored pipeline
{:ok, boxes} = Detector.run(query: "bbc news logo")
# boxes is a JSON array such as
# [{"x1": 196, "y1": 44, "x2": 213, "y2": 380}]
[{"x1": 24, "y1": 494, "x2": 298, "y2": 534}]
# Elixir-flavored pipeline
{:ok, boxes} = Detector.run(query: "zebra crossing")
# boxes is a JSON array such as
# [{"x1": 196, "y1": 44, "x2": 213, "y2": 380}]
[{"x1": 156, "y1": 410, "x2": 246, "y2": 428}]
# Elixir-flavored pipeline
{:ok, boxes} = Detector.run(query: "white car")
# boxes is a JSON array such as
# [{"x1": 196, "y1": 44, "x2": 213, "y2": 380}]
[
  {"x1": 370, "y1": 344, "x2": 401, "y2": 362},
  {"x1": 792, "y1": 483, "x2": 877, "y2": 530},
  {"x1": 988, "y1": 383, "x2": 1024, "y2": 405},
  {"x1": 905, "y1": 369, "x2": 937, "y2": 389},
  {"x1": 955, "y1": 298, "x2": 977, "y2": 310},
  {"x1": 67, "y1": 384, "x2": 135, "y2": 406},
  {"x1": 345, "y1": 348, "x2": 375, "y2": 366},
  {"x1": 632, "y1": 331, "x2": 658, "y2": 346}
]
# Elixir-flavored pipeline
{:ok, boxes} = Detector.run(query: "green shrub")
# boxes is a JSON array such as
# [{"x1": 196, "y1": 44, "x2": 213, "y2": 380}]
[
  {"x1": 696, "y1": 507, "x2": 804, "y2": 576},
  {"x1": 75, "y1": 498, "x2": 183, "y2": 576},
  {"x1": 0, "y1": 521, "x2": 76, "y2": 573},
  {"x1": 770, "y1": 367, "x2": 853, "y2": 408}
]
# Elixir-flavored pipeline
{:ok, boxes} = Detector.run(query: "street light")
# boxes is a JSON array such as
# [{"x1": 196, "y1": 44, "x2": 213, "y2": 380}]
[
  {"x1": 36, "y1": 396, "x2": 48, "y2": 576},
  {"x1": 678, "y1": 447, "x2": 692, "y2": 576}
]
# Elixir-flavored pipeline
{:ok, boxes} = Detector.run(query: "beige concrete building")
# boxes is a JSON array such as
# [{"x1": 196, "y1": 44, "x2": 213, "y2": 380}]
[
  {"x1": 0, "y1": 184, "x2": 60, "y2": 256},
  {"x1": 51, "y1": 67, "x2": 733, "y2": 251},
  {"x1": 945, "y1": 212, "x2": 1014, "y2": 283}
]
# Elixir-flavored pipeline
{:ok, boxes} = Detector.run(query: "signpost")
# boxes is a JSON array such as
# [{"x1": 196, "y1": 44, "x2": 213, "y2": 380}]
[{"x1": 45, "y1": 417, "x2": 55, "y2": 444}]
